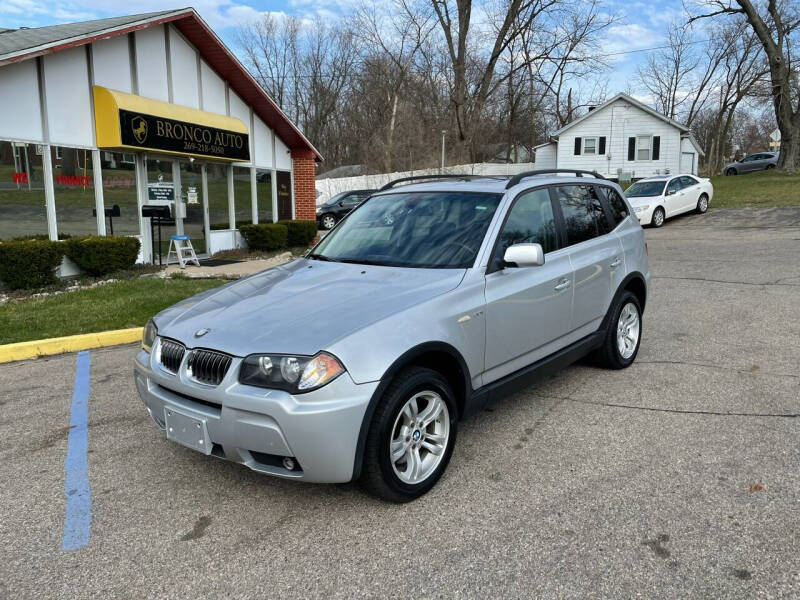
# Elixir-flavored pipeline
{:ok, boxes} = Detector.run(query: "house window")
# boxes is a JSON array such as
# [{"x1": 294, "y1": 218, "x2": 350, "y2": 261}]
[
  {"x1": 583, "y1": 137, "x2": 597, "y2": 155},
  {"x1": 637, "y1": 135, "x2": 651, "y2": 161}
]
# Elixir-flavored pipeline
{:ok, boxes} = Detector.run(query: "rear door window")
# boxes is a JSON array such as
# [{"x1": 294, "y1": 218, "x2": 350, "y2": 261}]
[
  {"x1": 679, "y1": 176, "x2": 697, "y2": 188},
  {"x1": 601, "y1": 187, "x2": 629, "y2": 226},
  {"x1": 552, "y1": 185, "x2": 611, "y2": 246}
]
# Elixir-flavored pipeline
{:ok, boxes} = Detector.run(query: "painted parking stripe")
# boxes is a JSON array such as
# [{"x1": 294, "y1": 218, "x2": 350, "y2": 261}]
[{"x1": 62, "y1": 350, "x2": 91, "y2": 551}]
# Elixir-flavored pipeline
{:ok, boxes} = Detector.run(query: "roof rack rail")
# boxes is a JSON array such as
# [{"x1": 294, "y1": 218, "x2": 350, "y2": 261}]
[
  {"x1": 379, "y1": 174, "x2": 485, "y2": 191},
  {"x1": 505, "y1": 169, "x2": 606, "y2": 189}
]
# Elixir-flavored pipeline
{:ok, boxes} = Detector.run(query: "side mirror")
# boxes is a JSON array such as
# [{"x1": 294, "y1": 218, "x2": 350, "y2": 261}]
[
  {"x1": 665, "y1": 189, "x2": 675, "y2": 196},
  {"x1": 503, "y1": 243, "x2": 545, "y2": 268}
]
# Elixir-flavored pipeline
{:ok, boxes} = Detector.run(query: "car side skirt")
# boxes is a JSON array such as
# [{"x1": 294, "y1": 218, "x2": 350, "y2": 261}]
[{"x1": 462, "y1": 330, "x2": 604, "y2": 419}]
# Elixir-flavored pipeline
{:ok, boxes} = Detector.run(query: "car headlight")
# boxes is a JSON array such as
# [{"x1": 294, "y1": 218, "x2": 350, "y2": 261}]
[
  {"x1": 239, "y1": 351, "x2": 345, "y2": 393},
  {"x1": 634, "y1": 205, "x2": 649, "y2": 213},
  {"x1": 142, "y1": 319, "x2": 157, "y2": 353}
]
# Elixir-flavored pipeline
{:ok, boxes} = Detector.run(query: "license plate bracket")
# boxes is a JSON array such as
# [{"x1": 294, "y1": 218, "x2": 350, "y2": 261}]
[{"x1": 164, "y1": 407, "x2": 212, "y2": 455}]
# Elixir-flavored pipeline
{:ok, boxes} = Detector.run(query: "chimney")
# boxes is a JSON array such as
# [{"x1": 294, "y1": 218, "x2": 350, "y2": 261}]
[{"x1": 587, "y1": 106, "x2": 596, "y2": 112}]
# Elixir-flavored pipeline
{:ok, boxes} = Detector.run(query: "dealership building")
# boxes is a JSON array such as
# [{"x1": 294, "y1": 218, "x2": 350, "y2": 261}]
[{"x1": 0, "y1": 9, "x2": 321, "y2": 263}]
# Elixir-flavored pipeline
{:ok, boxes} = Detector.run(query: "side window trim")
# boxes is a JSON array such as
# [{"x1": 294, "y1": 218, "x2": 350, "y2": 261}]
[{"x1": 486, "y1": 184, "x2": 562, "y2": 274}]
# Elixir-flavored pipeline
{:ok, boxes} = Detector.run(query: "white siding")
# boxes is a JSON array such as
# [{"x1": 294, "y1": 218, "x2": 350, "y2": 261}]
[
  {"x1": 680, "y1": 137, "x2": 697, "y2": 174},
  {"x1": 253, "y1": 115, "x2": 273, "y2": 168},
  {"x1": 169, "y1": 27, "x2": 199, "y2": 108},
  {"x1": 43, "y1": 47, "x2": 93, "y2": 147},
  {"x1": 557, "y1": 99, "x2": 682, "y2": 178},
  {"x1": 200, "y1": 60, "x2": 226, "y2": 113},
  {"x1": 0, "y1": 60, "x2": 43, "y2": 142},
  {"x1": 275, "y1": 134, "x2": 292, "y2": 170},
  {"x1": 135, "y1": 25, "x2": 169, "y2": 102},
  {"x1": 534, "y1": 143, "x2": 557, "y2": 169},
  {"x1": 91, "y1": 36, "x2": 132, "y2": 93},
  {"x1": 228, "y1": 90, "x2": 250, "y2": 125}
]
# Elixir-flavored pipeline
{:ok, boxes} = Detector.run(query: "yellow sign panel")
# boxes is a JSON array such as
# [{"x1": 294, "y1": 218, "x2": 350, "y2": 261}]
[{"x1": 93, "y1": 86, "x2": 250, "y2": 162}]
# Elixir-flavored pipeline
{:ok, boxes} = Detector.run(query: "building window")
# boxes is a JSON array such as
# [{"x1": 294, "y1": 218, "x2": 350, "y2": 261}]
[
  {"x1": 637, "y1": 135, "x2": 652, "y2": 161},
  {"x1": 0, "y1": 140, "x2": 48, "y2": 240},
  {"x1": 122, "y1": 153, "x2": 135, "y2": 164},
  {"x1": 583, "y1": 138, "x2": 597, "y2": 155},
  {"x1": 52, "y1": 146, "x2": 97, "y2": 237}
]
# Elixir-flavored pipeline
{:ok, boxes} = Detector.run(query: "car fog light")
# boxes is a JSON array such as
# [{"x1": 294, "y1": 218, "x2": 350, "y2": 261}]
[
  {"x1": 283, "y1": 456, "x2": 295, "y2": 471},
  {"x1": 281, "y1": 357, "x2": 301, "y2": 382}
]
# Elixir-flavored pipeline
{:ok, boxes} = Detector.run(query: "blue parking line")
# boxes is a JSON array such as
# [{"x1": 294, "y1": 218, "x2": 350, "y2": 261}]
[{"x1": 61, "y1": 350, "x2": 91, "y2": 551}]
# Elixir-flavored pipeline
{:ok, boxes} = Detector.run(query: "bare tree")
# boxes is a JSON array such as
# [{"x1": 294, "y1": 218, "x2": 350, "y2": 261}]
[{"x1": 690, "y1": 0, "x2": 800, "y2": 171}]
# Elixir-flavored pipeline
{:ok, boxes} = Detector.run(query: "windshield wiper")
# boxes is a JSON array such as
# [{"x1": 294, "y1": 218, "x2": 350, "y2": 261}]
[
  {"x1": 307, "y1": 253, "x2": 338, "y2": 262},
  {"x1": 335, "y1": 258, "x2": 392, "y2": 266}
]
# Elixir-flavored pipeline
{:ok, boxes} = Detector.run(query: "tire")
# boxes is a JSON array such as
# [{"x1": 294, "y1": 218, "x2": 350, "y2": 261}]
[
  {"x1": 725, "y1": 168, "x2": 737, "y2": 176},
  {"x1": 765, "y1": 164, "x2": 776, "y2": 170},
  {"x1": 320, "y1": 214, "x2": 336, "y2": 230},
  {"x1": 651, "y1": 207, "x2": 665, "y2": 228},
  {"x1": 594, "y1": 291, "x2": 643, "y2": 370},
  {"x1": 696, "y1": 193, "x2": 709, "y2": 214},
  {"x1": 359, "y1": 367, "x2": 458, "y2": 503}
]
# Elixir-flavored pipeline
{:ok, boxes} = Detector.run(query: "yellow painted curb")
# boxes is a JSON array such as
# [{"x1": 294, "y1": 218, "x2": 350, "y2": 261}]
[{"x1": 0, "y1": 327, "x2": 143, "y2": 363}]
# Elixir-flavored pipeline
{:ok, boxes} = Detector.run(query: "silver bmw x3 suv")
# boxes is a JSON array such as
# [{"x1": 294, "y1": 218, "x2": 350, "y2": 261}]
[{"x1": 134, "y1": 170, "x2": 650, "y2": 502}]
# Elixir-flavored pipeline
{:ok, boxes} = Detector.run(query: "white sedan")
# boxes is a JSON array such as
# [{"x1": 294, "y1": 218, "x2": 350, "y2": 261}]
[{"x1": 624, "y1": 175, "x2": 714, "y2": 227}]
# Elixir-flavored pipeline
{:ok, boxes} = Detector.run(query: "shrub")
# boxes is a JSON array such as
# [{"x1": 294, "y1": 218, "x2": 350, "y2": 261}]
[
  {"x1": 211, "y1": 220, "x2": 252, "y2": 231},
  {"x1": 64, "y1": 236, "x2": 140, "y2": 276},
  {"x1": 239, "y1": 223, "x2": 288, "y2": 251},
  {"x1": 0, "y1": 239, "x2": 64, "y2": 289},
  {"x1": 276, "y1": 220, "x2": 318, "y2": 246}
]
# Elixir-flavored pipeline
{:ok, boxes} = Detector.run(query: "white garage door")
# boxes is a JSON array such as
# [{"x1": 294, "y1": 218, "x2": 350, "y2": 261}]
[{"x1": 680, "y1": 152, "x2": 695, "y2": 174}]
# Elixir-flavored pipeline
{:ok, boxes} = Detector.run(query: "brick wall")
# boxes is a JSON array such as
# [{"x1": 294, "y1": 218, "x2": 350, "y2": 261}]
[{"x1": 292, "y1": 155, "x2": 316, "y2": 221}]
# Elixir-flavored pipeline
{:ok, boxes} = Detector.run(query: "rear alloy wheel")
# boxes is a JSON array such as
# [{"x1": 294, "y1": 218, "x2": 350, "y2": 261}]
[
  {"x1": 696, "y1": 193, "x2": 709, "y2": 214},
  {"x1": 726, "y1": 168, "x2": 737, "y2": 176},
  {"x1": 594, "y1": 291, "x2": 642, "y2": 369},
  {"x1": 651, "y1": 207, "x2": 665, "y2": 228},
  {"x1": 360, "y1": 367, "x2": 457, "y2": 502},
  {"x1": 321, "y1": 214, "x2": 336, "y2": 230}
]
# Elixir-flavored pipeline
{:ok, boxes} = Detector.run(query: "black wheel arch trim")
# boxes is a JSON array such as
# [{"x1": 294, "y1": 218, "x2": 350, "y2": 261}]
[{"x1": 351, "y1": 341, "x2": 472, "y2": 481}]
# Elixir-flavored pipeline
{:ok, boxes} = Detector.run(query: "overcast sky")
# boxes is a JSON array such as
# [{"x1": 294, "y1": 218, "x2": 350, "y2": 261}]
[{"x1": 1, "y1": 0, "x2": 694, "y2": 95}]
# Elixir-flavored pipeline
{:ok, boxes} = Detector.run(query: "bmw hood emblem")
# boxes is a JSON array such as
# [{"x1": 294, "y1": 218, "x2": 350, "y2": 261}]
[{"x1": 194, "y1": 328, "x2": 210, "y2": 337}]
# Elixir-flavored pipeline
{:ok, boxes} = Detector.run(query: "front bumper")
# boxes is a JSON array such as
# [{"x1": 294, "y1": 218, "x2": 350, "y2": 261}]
[
  {"x1": 134, "y1": 344, "x2": 378, "y2": 483},
  {"x1": 634, "y1": 206, "x2": 656, "y2": 225}
]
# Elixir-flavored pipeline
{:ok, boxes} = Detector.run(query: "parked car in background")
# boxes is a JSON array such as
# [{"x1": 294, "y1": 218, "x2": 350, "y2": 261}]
[
  {"x1": 625, "y1": 174, "x2": 713, "y2": 228},
  {"x1": 316, "y1": 189, "x2": 377, "y2": 229},
  {"x1": 134, "y1": 170, "x2": 649, "y2": 502},
  {"x1": 723, "y1": 152, "x2": 778, "y2": 175}
]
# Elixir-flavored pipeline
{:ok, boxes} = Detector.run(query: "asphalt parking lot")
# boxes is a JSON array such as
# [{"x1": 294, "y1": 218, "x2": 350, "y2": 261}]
[{"x1": 1, "y1": 207, "x2": 799, "y2": 599}]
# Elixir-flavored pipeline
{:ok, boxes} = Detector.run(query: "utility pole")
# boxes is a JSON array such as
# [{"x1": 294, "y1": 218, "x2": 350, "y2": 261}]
[{"x1": 440, "y1": 130, "x2": 447, "y2": 173}]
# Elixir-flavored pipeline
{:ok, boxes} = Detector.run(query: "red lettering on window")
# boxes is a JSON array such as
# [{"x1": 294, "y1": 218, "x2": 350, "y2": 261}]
[{"x1": 13, "y1": 172, "x2": 29, "y2": 184}]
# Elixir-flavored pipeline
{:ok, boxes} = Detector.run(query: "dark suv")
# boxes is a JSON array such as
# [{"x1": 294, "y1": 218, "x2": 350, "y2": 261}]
[{"x1": 316, "y1": 189, "x2": 376, "y2": 229}]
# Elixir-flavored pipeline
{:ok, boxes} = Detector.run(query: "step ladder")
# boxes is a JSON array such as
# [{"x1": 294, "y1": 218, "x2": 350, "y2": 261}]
[{"x1": 166, "y1": 234, "x2": 200, "y2": 268}]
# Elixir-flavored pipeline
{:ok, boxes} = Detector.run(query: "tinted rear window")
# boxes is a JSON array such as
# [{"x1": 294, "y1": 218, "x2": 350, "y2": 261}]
[{"x1": 553, "y1": 185, "x2": 610, "y2": 246}]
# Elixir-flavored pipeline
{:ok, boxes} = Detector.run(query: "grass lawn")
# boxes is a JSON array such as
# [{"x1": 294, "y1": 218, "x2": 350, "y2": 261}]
[
  {"x1": 707, "y1": 170, "x2": 800, "y2": 208},
  {"x1": 0, "y1": 278, "x2": 227, "y2": 345}
]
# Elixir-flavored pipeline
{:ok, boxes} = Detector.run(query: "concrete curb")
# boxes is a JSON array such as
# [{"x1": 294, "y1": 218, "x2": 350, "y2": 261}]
[{"x1": 0, "y1": 327, "x2": 143, "y2": 363}]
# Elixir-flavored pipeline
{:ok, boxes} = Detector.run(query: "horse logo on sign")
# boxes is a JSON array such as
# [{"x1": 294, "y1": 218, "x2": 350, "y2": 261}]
[{"x1": 131, "y1": 115, "x2": 148, "y2": 144}]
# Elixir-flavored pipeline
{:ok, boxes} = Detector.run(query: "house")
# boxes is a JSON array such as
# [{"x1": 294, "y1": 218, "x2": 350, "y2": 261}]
[{"x1": 534, "y1": 93, "x2": 704, "y2": 178}]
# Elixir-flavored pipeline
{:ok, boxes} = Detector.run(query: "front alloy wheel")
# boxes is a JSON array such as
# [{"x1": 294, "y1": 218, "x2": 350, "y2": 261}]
[
  {"x1": 360, "y1": 367, "x2": 457, "y2": 502},
  {"x1": 390, "y1": 391, "x2": 450, "y2": 484},
  {"x1": 651, "y1": 207, "x2": 665, "y2": 227}
]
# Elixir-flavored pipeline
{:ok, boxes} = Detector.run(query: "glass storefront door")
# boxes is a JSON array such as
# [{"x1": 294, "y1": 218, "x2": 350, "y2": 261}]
[
  {"x1": 178, "y1": 161, "x2": 206, "y2": 255},
  {"x1": 145, "y1": 156, "x2": 176, "y2": 264}
]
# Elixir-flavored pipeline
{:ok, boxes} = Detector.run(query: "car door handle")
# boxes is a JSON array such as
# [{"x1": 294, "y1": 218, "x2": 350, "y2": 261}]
[
  {"x1": 610, "y1": 258, "x2": 622, "y2": 269},
  {"x1": 554, "y1": 279, "x2": 571, "y2": 291}
]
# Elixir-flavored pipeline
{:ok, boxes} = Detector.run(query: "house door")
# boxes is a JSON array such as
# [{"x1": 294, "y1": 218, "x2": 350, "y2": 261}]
[
  {"x1": 680, "y1": 152, "x2": 695, "y2": 174},
  {"x1": 276, "y1": 171, "x2": 292, "y2": 220}
]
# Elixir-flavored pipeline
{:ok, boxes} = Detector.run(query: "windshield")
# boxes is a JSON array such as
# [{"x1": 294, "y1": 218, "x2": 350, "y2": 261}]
[
  {"x1": 625, "y1": 181, "x2": 666, "y2": 198},
  {"x1": 309, "y1": 191, "x2": 502, "y2": 268},
  {"x1": 323, "y1": 192, "x2": 349, "y2": 206}
]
